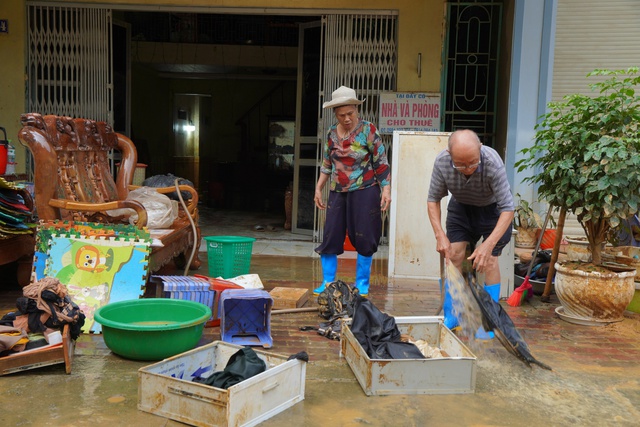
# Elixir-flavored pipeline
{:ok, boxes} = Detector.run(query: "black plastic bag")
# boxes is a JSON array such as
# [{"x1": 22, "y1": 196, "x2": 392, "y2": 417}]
[
  {"x1": 350, "y1": 296, "x2": 425, "y2": 360},
  {"x1": 193, "y1": 347, "x2": 266, "y2": 389},
  {"x1": 467, "y1": 274, "x2": 551, "y2": 370},
  {"x1": 142, "y1": 173, "x2": 194, "y2": 200}
]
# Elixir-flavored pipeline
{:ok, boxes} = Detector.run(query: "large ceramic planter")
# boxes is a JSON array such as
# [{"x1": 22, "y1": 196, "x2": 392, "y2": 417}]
[
  {"x1": 565, "y1": 236, "x2": 593, "y2": 262},
  {"x1": 554, "y1": 262, "x2": 636, "y2": 324}
]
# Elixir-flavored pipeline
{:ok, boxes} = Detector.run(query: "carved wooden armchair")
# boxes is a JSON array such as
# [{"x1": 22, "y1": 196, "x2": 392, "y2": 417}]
[{"x1": 18, "y1": 113, "x2": 201, "y2": 276}]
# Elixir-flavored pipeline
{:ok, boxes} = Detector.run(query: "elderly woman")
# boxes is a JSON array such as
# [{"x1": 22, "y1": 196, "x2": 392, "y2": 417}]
[{"x1": 313, "y1": 86, "x2": 391, "y2": 297}]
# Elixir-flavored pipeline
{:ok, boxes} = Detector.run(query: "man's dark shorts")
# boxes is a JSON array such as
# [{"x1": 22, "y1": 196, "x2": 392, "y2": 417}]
[{"x1": 446, "y1": 199, "x2": 512, "y2": 256}]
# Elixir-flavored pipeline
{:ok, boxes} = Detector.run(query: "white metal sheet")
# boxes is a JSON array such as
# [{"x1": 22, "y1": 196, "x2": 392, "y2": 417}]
[{"x1": 389, "y1": 131, "x2": 450, "y2": 280}]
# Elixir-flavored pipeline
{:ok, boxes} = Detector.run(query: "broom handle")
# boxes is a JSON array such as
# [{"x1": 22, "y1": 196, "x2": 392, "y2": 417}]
[
  {"x1": 435, "y1": 253, "x2": 446, "y2": 315},
  {"x1": 525, "y1": 204, "x2": 555, "y2": 278}
]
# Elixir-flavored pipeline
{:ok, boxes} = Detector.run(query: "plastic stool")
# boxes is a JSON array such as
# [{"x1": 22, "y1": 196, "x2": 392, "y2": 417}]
[{"x1": 220, "y1": 289, "x2": 273, "y2": 348}]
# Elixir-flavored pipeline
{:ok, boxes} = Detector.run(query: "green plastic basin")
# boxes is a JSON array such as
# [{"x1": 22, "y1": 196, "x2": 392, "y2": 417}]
[
  {"x1": 94, "y1": 298, "x2": 212, "y2": 361},
  {"x1": 627, "y1": 284, "x2": 640, "y2": 313}
]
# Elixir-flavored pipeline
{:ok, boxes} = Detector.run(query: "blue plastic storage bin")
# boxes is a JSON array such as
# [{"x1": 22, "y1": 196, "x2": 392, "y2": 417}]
[{"x1": 220, "y1": 289, "x2": 273, "y2": 348}]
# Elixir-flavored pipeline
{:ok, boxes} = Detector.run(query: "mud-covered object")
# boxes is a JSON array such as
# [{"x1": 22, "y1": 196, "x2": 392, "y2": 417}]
[
  {"x1": 466, "y1": 273, "x2": 552, "y2": 370},
  {"x1": 515, "y1": 249, "x2": 553, "y2": 281},
  {"x1": 142, "y1": 173, "x2": 194, "y2": 200},
  {"x1": 193, "y1": 347, "x2": 266, "y2": 389},
  {"x1": 317, "y1": 280, "x2": 359, "y2": 320},
  {"x1": 350, "y1": 297, "x2": 425, "y2": 360}
]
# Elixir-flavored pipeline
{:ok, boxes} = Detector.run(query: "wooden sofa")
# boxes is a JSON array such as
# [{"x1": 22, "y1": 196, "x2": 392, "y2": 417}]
[{"x1": 18, "y1": 113, "x2": 201, "y2": 278}]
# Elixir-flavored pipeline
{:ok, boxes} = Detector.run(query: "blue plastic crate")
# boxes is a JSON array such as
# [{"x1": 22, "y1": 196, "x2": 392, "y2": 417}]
[
  {"x1": 220, "y1": 289, "x2": 273, "y2": 348},
  {"x1": 154, "y1": 275, "x2": 217, "y2": 321}
]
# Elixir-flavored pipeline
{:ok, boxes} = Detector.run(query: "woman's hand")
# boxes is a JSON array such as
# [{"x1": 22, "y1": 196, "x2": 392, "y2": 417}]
[
  {"x1": 380, "y1": 185, "x2": 391, "y2": 211},
  {"x1": 314, "y1": 174, "x2": 329, "y2": 210},
  {"x1": 314, "y1": 188, "x2": 326, "y2": 210}
]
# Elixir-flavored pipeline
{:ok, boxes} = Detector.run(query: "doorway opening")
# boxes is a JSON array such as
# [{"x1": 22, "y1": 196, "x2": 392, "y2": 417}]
[
  {"x1": 119, "y1": 12, "x2": 318, "y2": 235},
  {"x1": 27, "y1": 6, "x2": 399, "y2": 240}
]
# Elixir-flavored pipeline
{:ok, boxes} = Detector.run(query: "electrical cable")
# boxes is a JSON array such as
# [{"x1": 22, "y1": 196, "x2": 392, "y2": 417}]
[{"x1": 175, "y1": 178, "x2": 198, "y2": 276}]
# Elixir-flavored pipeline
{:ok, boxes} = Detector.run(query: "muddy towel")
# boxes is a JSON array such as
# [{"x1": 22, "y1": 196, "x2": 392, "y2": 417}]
[
  {"x1": 0, "y1": 325, "x2": 29, "y2": 353},
  {"x1": 350, "y1": 297, "x2": 425, "y2": 360},
  {"x1": 193, "y1": 347, "x2": 266, "y2": 389}
]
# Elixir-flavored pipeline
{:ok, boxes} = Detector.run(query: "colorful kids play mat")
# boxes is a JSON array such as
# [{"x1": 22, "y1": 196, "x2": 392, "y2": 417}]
[{"x1": 32, "y1": 221, "x2": 151, "y2": 333}]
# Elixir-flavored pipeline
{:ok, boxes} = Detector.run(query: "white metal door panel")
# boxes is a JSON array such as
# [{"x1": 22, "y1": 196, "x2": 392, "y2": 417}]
[
  {"x1": 389, "y1": 132, "x2": 450, "y2": 280},
  {"x1": 27, "y1": 4, "x2": 113, "y2": 122}
]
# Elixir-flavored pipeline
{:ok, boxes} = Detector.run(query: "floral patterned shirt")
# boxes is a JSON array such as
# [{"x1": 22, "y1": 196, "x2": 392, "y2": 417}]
[{"x1": 320, "y1": 120, "x2": 391, "y2": 192}]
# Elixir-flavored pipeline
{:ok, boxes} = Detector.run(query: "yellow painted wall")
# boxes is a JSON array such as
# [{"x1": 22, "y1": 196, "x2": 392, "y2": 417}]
[
  {"x1": 0, "y1": 0, "x2": 445, "y2": 175},
  {"x1": 0, "y1": 2, "x2": 26, "y2": 173},
  {"x1": 39, "y1": 0, "x2": 443, "y2": 92}
]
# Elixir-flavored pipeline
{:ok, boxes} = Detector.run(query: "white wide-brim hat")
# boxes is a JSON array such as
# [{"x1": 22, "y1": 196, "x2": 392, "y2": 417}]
[{"x1": 322, "y1": 86, "x2": 366, "y2": 109}]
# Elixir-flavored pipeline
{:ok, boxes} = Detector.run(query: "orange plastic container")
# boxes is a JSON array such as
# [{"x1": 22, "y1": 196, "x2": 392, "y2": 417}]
[
  {"x1": 344, "y1": 232, "x2": 356, "y2": 251},
  {"x1": 193, "y1": 274, "x2": 244, "y2": 327},
  {"x1": 536, "y1": 228, "x2": 557, "y2": 250}
]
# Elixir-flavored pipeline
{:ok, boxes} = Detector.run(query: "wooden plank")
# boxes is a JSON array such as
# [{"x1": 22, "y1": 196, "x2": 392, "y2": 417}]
[
  {"x1": 269, "y1": 287, "x2": 309, "y2": 309},
  {"x1": 0, "y1": 324, "x2": 74, "y2": 375}
]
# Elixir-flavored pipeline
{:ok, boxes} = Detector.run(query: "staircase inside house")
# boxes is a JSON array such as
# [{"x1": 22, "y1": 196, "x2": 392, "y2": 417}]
[{"x1": 211, "y1": 82, "x2": 295, "y2": 213}]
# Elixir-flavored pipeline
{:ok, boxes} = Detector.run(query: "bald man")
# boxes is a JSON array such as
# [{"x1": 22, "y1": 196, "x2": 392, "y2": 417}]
[{"x1": 427, "y1": 129, "x2": 514, "y2": 338}]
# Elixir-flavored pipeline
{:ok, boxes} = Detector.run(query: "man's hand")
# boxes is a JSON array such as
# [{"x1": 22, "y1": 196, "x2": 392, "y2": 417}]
[
  {"x1": 435, "y1": 234, "x2": 452, "y2": 261},
  {"x1": 467, "y1": 240, "x2": 495, "y2": 273}
]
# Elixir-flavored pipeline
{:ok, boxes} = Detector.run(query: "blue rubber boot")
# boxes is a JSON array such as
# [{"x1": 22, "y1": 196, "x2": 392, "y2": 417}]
[
  {"x1": 476, "y1": 283, "x2": 501, "y2": 340},
  {"x1": 313, "y1": 254, "x2": 338, "y2": 295},
  {"x1": 355, "y1": 254, "x2": 373, "y2": 297},
  {"x1": 442, "y1": 280, "x2": 460, "y2": 330}
]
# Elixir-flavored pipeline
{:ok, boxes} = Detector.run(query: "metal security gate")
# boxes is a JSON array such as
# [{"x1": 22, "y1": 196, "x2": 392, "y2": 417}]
[
  {"x1": 26, "y1": 4, "x2": 113, "y2": 122},
  {"x1": 441, "y1": 1, "x2": 502, "y2": 147},
  {"x1": 313, "y1": 13, "x2": 398, "y2": 242}
]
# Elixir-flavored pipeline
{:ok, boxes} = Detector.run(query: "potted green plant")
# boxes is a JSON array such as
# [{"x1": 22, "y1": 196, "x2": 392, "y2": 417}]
[
  {"x1": 513, "y1": 193, "x2": 541, "y2": 248},
  {"x1": 516, "y1": 68, "x2": 640, "y2": 323},
  {"x1": 513, "y1": 194, "x2": 557, "y2": 249}
]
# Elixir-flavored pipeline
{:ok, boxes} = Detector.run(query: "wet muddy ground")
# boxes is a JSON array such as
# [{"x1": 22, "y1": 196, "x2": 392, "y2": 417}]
[{"x1": 1, "y1": 236, "x2": 640, "y2": 426}]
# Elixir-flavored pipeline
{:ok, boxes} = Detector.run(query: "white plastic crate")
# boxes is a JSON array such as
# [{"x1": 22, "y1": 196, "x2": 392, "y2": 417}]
[
  {"x1": 138, "y1": 341, "x2": 305, "y2": 427},
  {"x1": 341, "y1": 316, "x2": 477, "y2": 395}
]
